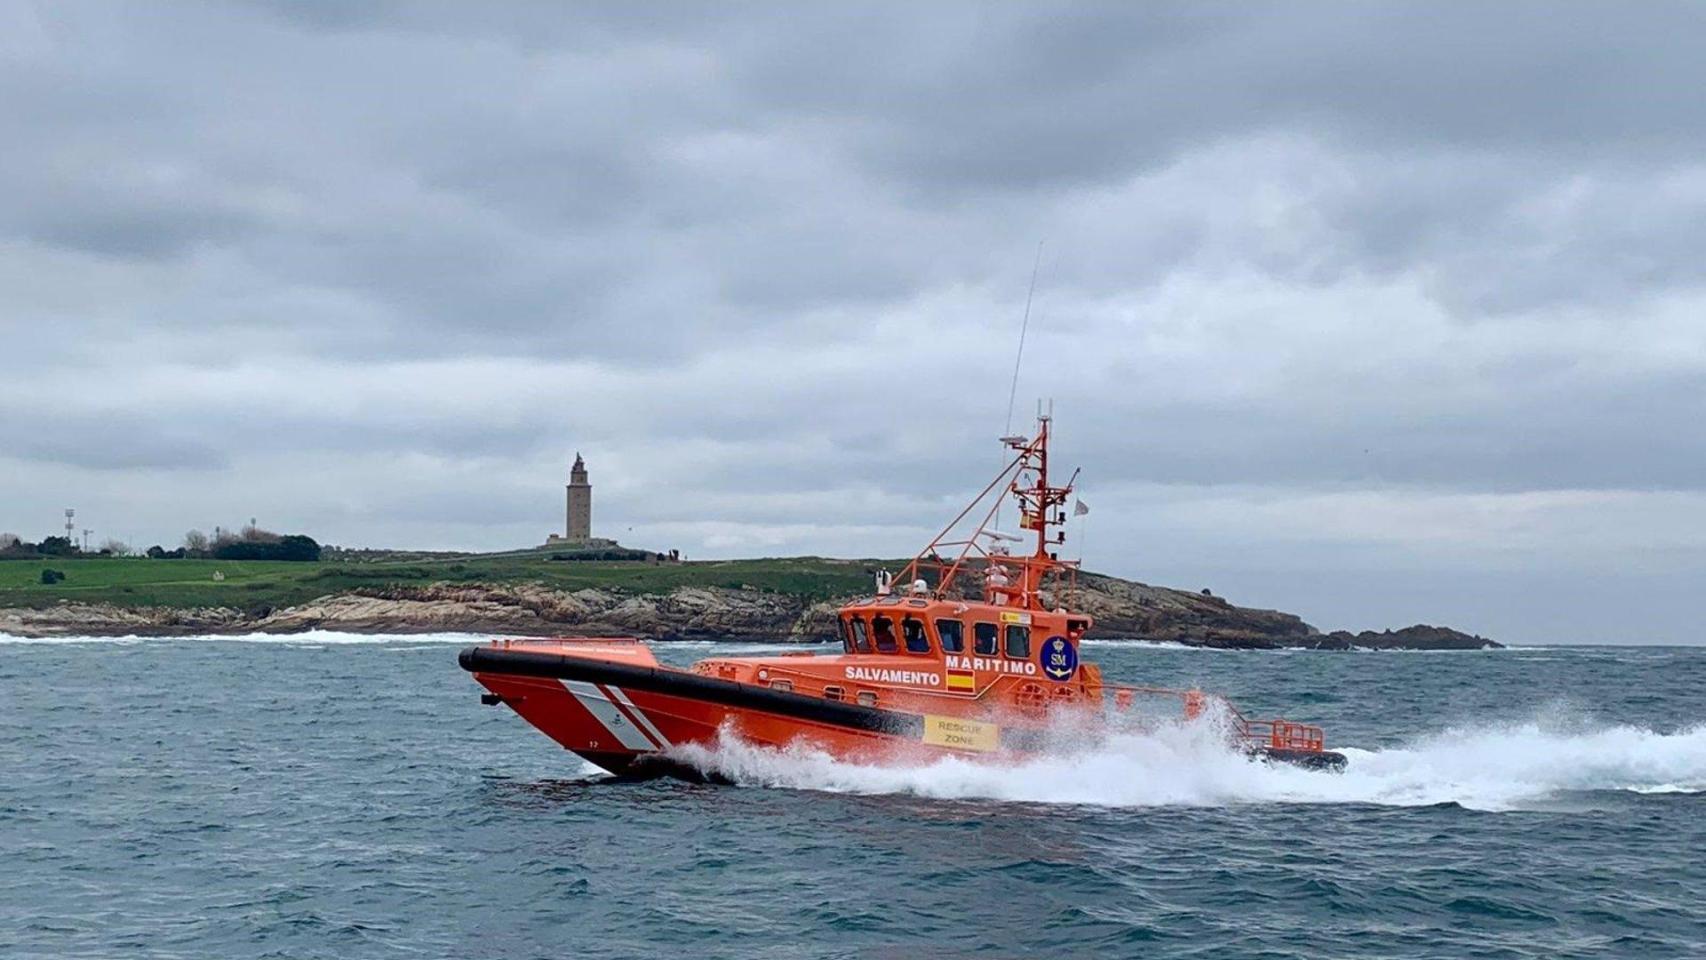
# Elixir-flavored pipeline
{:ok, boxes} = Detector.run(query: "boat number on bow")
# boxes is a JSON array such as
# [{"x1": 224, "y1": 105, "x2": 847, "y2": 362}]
[
  {"x1": 844, "y1": 667, "x2": 941, "y2": 687},
  {"x1": 1041, "y1": 635, "x2": 1078, "y2": 682}
]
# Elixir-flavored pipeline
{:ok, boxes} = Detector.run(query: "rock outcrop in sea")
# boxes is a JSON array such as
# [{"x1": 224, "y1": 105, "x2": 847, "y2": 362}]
[
  {"x1": 0, "y1": 574, "x2": 1500, "y2": 648},
  {"x1": 1302, "y1": 624, "x2": 1501, "y2": 651}
]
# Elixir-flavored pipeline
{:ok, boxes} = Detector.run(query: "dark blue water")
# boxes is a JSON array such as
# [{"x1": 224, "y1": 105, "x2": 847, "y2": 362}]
[{"x1": 3, "y1": 634, "x2": 1703, "y2": 959}]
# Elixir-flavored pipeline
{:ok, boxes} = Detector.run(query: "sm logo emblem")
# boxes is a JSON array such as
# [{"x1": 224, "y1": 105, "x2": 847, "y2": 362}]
[{"x1": 1041, "y1": 635, "x2": 1078, "y2": 682}]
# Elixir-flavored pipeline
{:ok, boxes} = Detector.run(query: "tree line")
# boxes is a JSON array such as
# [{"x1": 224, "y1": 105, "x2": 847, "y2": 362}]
[{"x1": 1, "y1": 525, "x2": 321, "y2": 562}]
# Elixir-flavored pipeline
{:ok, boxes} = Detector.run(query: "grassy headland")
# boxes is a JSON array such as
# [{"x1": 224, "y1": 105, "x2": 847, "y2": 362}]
[{"x1": 0, "y1": 553, "x2": 885, "y2": 612}]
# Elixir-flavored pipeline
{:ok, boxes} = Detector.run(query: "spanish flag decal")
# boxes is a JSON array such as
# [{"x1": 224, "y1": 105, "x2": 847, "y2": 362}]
[{"x1": 946, "y1": 668, "x2": 976, "y2": 692}]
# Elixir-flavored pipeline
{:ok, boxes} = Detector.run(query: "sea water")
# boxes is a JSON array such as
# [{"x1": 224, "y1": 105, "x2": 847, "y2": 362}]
[{"x1": 1, "y1": 634, "x2": 1702, "y2": 958}]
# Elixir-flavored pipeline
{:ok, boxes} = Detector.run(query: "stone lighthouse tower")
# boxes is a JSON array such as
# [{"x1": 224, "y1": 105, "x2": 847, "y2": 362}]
[{"x1": 565, "y1": 452, "x2": 592, "y2": 541}]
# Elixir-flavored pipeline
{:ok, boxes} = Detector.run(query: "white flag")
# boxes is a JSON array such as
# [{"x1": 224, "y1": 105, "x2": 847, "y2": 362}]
[{"x1": 1073, "y1": 499, "x2": 1089, "y2": 516}]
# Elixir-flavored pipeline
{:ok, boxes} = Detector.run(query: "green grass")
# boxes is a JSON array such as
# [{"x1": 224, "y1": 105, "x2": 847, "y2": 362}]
[{"x1": 0, "y1": 554, "x2": 892, "y2": 611}]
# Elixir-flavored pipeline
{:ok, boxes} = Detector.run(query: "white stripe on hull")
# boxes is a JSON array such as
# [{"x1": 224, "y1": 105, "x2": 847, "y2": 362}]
[
  {"x1": 562, "y1": 680, "x2": 657, "y2": 752},
  {"x1": 604, "y1": 685, "x2": 672, "y2": 748}
]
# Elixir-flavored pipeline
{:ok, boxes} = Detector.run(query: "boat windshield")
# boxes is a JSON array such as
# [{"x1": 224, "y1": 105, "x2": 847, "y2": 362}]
[
  {"x1": 935, "y1": 618, "x2": 964, "y2": 653},
  {"x1": 844, "y1": 617, "x2": 871, "y2": 654},
  {"x1": 1005, "y1": 624, "x2": 1030, "y2": 658},
  {"x1": 902, "y1": 617, "x2": 930, "y2": 654},
  {"x1": 872, "y1": 616, "x2": 897, "y2": 653}
]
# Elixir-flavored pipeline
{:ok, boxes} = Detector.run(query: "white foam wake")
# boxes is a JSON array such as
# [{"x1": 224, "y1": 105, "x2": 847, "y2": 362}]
[{"x1": 674, "y1": 717, "x2": 1706, "y2": 812}]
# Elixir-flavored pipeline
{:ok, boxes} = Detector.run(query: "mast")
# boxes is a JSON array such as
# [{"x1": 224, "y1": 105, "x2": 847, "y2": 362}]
[
  {"x1": 903, "y1": 405, "x2": 1080, "y2": 611},
  {"x1": 1005, "y1": 405, "x2": 1073, "y2": 606}
]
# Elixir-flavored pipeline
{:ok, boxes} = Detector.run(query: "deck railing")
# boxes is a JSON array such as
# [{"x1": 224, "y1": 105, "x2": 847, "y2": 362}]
[{"x1": 1104, "y1": 684, "x2": 1329, "y2": 754}]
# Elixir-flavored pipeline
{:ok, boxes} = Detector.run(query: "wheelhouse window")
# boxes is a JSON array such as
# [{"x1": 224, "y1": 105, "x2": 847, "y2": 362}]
[
  {"x1": 872, "y1": 615, "x2": 898, "y2": 653},
  {"x1": 1004, "y1": 625, "x2": 1030, "y2": 659},
  {"x1": 849, "y1": 617, "x2": 871, "y2": 654},
  {"x1": 935, "y1": 619, "x2": 965, "y2": 653},
  {"x1": 902, "y1": 617, "x2": 930, "y2": 654},
  {"x1": 839, "y1": 617, "x2": 855, "y2": 654},
  {"x1": 973, "y1": 622, "x2": 999, "y2": 656}
]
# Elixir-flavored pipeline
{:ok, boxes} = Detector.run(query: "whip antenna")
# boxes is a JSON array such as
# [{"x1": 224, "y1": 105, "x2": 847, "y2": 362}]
[{"x1": 1003, "y1": 241, "x2": 1044, "y2": 437}]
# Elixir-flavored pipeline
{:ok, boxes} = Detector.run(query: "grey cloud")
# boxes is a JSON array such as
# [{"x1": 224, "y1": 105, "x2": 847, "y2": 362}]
[
  {"x1": 12, "y1": 1, "x2": 1702, "y2": 361},
  {"x1": 0, "y1": 413, "x2": 228, "y2": 471},
  {"x1": 702, "y1": 4, "x2": 1706, "y2": 194},
  {"x1": 5, "y1": 1, "x2": 1706, "y2": 641}
]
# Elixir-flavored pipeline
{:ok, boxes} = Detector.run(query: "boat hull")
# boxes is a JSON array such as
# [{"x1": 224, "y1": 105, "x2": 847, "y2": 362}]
[
  {"x1": 460, "y1": 644, "x2": 1346, "y2": 777},
  {"x1": 461, "y1": 645, "x2": 946, "y2": 777}
]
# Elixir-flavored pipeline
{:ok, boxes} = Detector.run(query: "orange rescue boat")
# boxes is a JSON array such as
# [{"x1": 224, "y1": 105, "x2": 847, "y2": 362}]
[{"x1": 460, "y1": 413, "x2": 1347, "y2": 778}]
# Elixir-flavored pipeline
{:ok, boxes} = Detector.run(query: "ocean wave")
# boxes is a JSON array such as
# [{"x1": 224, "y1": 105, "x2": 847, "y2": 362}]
[
  {"x1": 672, "y1": 716, "x2": 1706, "y2": 812},
  {"x1": 1079, "y1": 639, "x2": 1512, "y2": 652},
  {"x1": 1078, "y1": 639, "x2": 1207, "y2": 650}
]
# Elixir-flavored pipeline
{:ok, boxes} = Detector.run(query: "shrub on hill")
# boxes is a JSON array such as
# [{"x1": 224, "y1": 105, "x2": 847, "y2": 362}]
[
  {"x1": 212, "y1": 534, "x2": 321, "y2": 562},
  {"x1": 545, "y1": 547, "x2": 658, "y2": 562},
  {"x1": 36, "y1": 536, "x2": 76, "y2": 556}
]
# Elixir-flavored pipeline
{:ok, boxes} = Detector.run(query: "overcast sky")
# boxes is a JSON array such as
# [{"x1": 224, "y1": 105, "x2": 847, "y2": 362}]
[{"x1": 4, "y1": 2, "x2": 1705, "y2": 643}]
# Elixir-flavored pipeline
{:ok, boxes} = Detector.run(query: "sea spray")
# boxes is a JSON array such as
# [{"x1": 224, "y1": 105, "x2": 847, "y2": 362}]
[{"x1": 672, "y1": 715, "x2": 1706, "y2": 812}]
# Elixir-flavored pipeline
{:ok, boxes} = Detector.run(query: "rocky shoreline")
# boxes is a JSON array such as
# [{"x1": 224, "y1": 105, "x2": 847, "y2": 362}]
[{"x1": 0, "y1": 575, "x2": 1500, "y2": 649}]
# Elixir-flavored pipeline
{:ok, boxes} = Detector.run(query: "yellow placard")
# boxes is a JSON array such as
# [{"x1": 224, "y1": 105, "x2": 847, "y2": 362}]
[
  {"x1": 921, "y1": 714, "x2": 999, "y2": 753},
  {"x1": 999, "y1": 611, "x2": 1032, "y2": 625}
]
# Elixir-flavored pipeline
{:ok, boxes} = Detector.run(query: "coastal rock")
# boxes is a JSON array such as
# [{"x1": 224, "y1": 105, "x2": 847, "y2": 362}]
[
  {"x1": 0, "y1": 602, "x2": 250, "y2": 637},
  {"x1": 1304, "y1": 624, "x2": 1500, "y2": 651},
  {"x1": 793, "y1": 601, "x2": 843, "y2": 641},
  {"x1": 1065, "y1": 574, "x2": 1317, "y2": 648},
  {"x1": 0, "y1": 575, "x2": 1500, "y2": 649},
  {"x1": 247, "y1": 583, "x2": 813, "y2": 642}
]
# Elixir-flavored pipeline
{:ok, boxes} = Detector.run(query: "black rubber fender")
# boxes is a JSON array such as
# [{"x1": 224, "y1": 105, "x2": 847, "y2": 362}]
[{"x1": 1256, "y1": 746, "x2": 1348, "y2": 772}]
